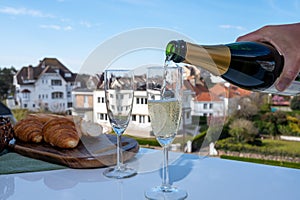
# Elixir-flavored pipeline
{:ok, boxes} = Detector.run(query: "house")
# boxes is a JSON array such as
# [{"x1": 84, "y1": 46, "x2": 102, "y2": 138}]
[
  {"x1": 210, "y1": 82, "x2": 253, "y2": 115},
  {"x1": 92, "y1": 73, "x2": 194, "y2": 137},
  {"x1": 14, "y1": 58, "x2": 78, "y2": 113},
  {"x1": 182, "y1": 65, "x2": 225, "y2": 117},
  {"x1": 71, "y1": 74, "x2": 98, "y2": 121},
  {"x1": 93, "y1": 75, "x2": 153, "y2": 137},
  {"x1": 270, "y1": 94, "x2": 292, "y2": 112}
]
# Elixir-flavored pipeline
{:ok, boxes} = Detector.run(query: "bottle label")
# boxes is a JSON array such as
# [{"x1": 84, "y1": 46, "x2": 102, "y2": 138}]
[
  {"x1": 262, "y1": 80, "x2": 300, "y2": 96},
  {"x1": 185, "y1": 43, "x2": 231, "y2": 76}
]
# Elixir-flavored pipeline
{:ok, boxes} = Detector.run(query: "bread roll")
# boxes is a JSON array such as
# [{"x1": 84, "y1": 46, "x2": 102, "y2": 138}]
[
  {"x1": 14, "y1": 119, "x2": 43, "y2": 143},
  {"x1": 43, "y1": 117, "x2": 81, "y2": 148},
  {"x1": 27, "y1": 113, "x2": 64, "y2": 124}
]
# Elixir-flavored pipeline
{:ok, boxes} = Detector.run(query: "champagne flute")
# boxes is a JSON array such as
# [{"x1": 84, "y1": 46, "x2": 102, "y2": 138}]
[
  {"x1": 145, "y1": 65, "x2": 188, "y2": 199},
  {"x1": 103, "y1": 69, "x2": 137, "y2": 179}
]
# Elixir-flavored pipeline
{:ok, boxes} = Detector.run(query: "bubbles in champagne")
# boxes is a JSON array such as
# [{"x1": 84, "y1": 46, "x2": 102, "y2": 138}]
[{"x1": 148, "y1": 99, "x2": 181, "y2": 147}]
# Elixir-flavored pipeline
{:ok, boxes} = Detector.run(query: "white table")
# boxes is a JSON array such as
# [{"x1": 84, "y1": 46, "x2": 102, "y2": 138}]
[{"x1": 1, "y1": 148, "x2": 300, "y2": 200}]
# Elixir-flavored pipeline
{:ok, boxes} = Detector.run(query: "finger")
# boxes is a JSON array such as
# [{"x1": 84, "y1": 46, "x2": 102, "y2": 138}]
[
  {"x1": 236, "y1": 26, "x2": 272, "y2": 42},
  {"x1": 236, "y1": 32, "x2": 263, "y2": 42},
  {"x1": 275, "y1": 61, "x2": 299, "y2": 91}
]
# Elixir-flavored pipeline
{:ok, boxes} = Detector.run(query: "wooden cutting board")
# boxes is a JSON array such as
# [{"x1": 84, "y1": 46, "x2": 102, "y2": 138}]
[{"x1": 8, "y1": 134, "x2": 139, "y2": 169}]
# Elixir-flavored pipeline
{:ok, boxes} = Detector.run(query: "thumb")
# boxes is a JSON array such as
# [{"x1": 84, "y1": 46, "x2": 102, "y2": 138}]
[{"x1": 275, "y1": 60, "x2": 298, "y2": 91}]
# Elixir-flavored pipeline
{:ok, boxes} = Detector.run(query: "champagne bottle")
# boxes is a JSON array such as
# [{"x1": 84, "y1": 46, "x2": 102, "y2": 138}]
[{"x1": 166, "y1": 40, "x2": 300, "y2": 96}]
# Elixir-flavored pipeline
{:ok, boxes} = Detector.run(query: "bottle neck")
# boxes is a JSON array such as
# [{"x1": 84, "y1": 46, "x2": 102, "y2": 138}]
[
  {"x1": 166, "y1": 40, "x2": 231, "y2": 76},
  {"x1": 184, "y1": 42, "x2": 231, "y2": 76}
]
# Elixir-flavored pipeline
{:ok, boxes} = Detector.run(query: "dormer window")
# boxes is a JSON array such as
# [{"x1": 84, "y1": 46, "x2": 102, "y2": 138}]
[
  {"x1": 65, "y1": 73, "x2": 71, "y2": 78},
  {"x1": 51, "y1": 79, "x2": 62, "y2": 86}
]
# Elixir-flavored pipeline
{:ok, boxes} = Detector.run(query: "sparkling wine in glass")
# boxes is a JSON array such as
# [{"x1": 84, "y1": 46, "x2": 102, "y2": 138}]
[
  {"x1": 145, "y1": 65, "x2": 188, "y2": 199},
  {"x1": 103, "y1": 69, "x2": 137, "y2": 179}
]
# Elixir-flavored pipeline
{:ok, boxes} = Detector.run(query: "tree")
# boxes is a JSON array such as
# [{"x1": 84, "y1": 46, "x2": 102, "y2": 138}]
[
  {"x1": 229, "y1": 118, "x2": 259, "y2": 144},
  {"x1": 290, "y1": 96, "x2": 300, "y2": 110},
  {"x1": 261, "y1": 111, "x2": 287, "y2": 139},
  {"x1": 0, "y1": 66, "x2": 17, "y2": 100},
  {"x1": 233, "y1": 96, "x2": 258, "y2": 119}
]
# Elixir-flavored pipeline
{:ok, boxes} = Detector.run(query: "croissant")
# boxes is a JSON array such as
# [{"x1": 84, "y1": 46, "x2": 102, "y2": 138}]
[
  {"x1": 13, "y1": 119, "x2": 43, "y2": 143},
  {"x1": 43, "y1": 117, "x2": 82, "y2": 148},
  {"x1": 27, "y1": 113, "x2": 64, "y2": 124}
]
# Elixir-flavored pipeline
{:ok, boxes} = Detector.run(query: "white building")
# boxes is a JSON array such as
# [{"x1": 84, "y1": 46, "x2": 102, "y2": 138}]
[
  {"x1": 92, "y1": 75, "x2": 194, "y2": 137},
  {"x1": 14, "y1": 58, "x2": 78, "y2": 113},
  {"x1": 93, "y1": 75, "x2": 153, "y2": 137}
]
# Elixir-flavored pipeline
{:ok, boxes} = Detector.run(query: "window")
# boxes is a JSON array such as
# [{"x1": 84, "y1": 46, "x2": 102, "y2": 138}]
[
  {"x1": 141, "y1": 98, "x2": 144, "y2": 104},
  {"x1": 100, "y1": 113, "x2": 104, "y2": 120},
  {"x1": 65, "y1": 73, "x2": 72, "y2": 78},
  {"x1": 22, "y1": 92, "x2": 30, "y2": 99},
  {"x1": 203, "y1": 103, "x2": 207, "y2": 109},
  {"x1": 139, "y1": 115, "x2": 146, "y2": 123},
  {"x1": 52, "y1": 92, "x2": 63, "y2": 99},
  {"x1": 136, "y1": 97, "x2": 140, "y2": 104},
  {"x1": 84, "y1": 96, "x2": 88, "y2": 103},
  {"x1": 67, "y1": 91, "x2": 71, "y2": 98},
  {"x1": 102, "y1": 97, "x2": 105, "y2": 103},
  {"x1": 98, "y1": 97, "x2": 101, "y2": 103},
  {"x1": 117, "y1": 106, "x2": 122, "y2": 112},
  {"x1": 118, "y1": 94, "x2": 124, "y2": 99},
  {"x1": 132, "y1": 115, "x2": 136, "y2": 121},
  {"x1": 209, "y1": 103, "x2": 213, "y2": 109},
  {"x1": 145, "y1": 98, "x2": 147, "y2": 104},
  {"x1": 51, "y1": 79, "x2": 62, "y2": 86},
  {"x1": 186, "y1": 112, "x2": 190, "y2": 119},
  {"x1": 98, "y1": 113, "x2": 108, "y2": 121}
]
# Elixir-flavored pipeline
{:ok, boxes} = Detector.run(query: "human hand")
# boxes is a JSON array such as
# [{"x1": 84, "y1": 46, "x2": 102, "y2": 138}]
[{"x1": 236, "y1": 23, "x2": 300, "y2": 92}]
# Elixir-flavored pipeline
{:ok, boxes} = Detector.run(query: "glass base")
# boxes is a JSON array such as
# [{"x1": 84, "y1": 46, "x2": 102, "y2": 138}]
[
  {"x1": 145, "y1": 185, "x2": 188, "y2": 200},
  {"x1": 103, "y1": 166, "x2": 137, "y2": 179}
]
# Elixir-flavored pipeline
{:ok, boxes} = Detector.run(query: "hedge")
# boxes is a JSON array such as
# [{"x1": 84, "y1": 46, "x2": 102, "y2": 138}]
[
  {"x1": 221, "y1": 155, "x2": 300, "y2": 169},
  {"x1": 216, "y1": 138, "x2": 300, "y2": 158}
]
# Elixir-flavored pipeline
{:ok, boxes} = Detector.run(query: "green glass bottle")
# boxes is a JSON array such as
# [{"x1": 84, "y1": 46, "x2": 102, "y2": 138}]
[{"x1": 166, "y1": 40, "x2": 300, "y2": 96}]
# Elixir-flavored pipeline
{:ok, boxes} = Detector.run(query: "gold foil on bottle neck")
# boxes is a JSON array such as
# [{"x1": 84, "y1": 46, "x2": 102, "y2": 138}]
[{"x1": 184, "y1": 42, "x2": 231, "y2": 76}]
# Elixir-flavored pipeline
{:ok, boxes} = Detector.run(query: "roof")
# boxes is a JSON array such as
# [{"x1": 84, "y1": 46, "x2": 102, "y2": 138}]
[
  {"x1": 210, "y1": 83, "x2": 252, "y2": 99},
  {"x1": 16, "y1": 58, "x2": 77, "y2": 85},
  {"x1": 21, "y1": 89, "x2": 31, "y2": 93}
]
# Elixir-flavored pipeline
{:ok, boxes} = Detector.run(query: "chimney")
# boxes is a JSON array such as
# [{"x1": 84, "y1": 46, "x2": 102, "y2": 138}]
[{"x1": 27, "y1": 65, "x2": 34, "y2": 80}]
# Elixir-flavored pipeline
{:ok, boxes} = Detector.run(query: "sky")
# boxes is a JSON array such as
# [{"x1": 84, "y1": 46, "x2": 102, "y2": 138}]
[{"x1": 0, "y1": 0, "x2": 299, "y2": 73}]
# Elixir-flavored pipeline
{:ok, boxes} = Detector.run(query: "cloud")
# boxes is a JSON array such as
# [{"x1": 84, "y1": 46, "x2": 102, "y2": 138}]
[
  {"x1": 79, "y1": 21, "x2": 92, "y2": 28},
  {"x1": 0, "y1": 6, "x2": 54, "y2": 18},
  {"x1": 79, "y1": 20, "x2": 102, "y2": 28},
  {"x1": 219, "y1": 24, "x2": 245, "y2": 30},
  {"x1": 40, "y1": 24, "x2": 73, "y2": 31}
]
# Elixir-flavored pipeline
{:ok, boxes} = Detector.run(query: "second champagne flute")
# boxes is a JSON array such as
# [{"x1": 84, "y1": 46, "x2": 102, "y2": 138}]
[
  {"x1": 145, "y1": 65, "x2": 188, "y2": 199},
  {"x1": 103, "y1": 69, "x2": 137, "y2": 179}
]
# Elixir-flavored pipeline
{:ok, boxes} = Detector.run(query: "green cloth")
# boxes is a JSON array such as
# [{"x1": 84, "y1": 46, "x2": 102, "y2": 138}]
[{"x1": 0, "y1": 151, "x2": 66, "y2": 174}]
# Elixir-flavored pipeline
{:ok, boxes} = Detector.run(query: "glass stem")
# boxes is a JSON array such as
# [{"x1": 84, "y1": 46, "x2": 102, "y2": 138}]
[
  {"x1": 162, "y1": 146, "x2": 170, "y2": 190},
  {"x1": 117, "y1": 134, "x2": 123, "y2": 170}
]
